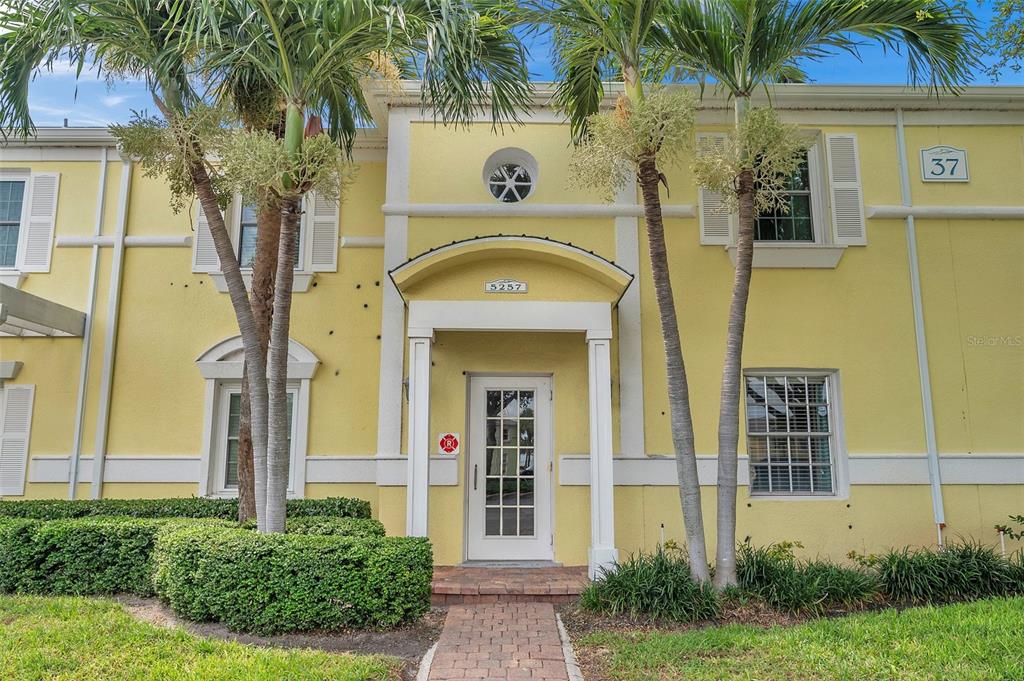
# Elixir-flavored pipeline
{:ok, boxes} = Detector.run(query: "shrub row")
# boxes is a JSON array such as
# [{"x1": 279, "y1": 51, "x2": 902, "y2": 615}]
[
  {"x1": 0, "y1": 517, "x2": 218, "y2": 596},
  {"x1": 0, "y1": 496, "x2": 371, "y2": 521},
  {"x1": 153, "y1": 523, "x2": 432, "y2": 634},
  {"x1": 583, "y1": 540, "x2": 1024, "y2": 621}
]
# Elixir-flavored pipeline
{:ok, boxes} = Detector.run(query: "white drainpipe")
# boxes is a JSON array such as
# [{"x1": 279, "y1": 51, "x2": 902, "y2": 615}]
[
  {"x1": 895, "y1": 107, "x2": 946, "y2": 545},
  {"x1": 68, "y1": 147, "x2": 109, "y2": 499},
  {"x1": 90, "y1": 154, "x2": 132, "y2": 499}
]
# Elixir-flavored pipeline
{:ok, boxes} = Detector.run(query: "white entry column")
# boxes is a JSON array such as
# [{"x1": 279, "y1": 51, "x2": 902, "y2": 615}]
[
  {"x1": 406, "y1": 333, "x2": 433, "y2": 536},
  {"x1": 586, "y1": 333, "x2": 618, "y2": 578}
]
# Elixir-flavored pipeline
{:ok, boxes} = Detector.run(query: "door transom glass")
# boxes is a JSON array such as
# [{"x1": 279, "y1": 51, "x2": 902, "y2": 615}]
[{"x1": 484, "y1": 389, "x2": 535, "y2": 537}]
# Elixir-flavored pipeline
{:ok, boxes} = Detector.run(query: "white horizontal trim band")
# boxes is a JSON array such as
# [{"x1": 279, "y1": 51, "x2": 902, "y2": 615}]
[
  {"x1": 339, "y1": 236, "x2": 385, "y2": 248},
  {"x1": 383, "y1": 203, "x2": 696, "y2": 219},
  {"x1": 28, "y1": 453, "x2": 1022, "y2": 487},
  {"x1": 56, "y1": 235, "x2": 193, "y2": 248},
  {"x1": 866, "y1": 205, "x2": 1024, "y2": 220},
  {"x1": 559, "y1": 454, "x2": 1024, "y2": 487},
  {"x1": 29, "y1": 454, "x2": 459, "y2": 486}
]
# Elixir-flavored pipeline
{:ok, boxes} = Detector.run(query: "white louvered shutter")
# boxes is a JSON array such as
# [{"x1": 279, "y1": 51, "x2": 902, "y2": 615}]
[
  {"x1": 825, "y1": 134, "x2": 867, "y2": 245},
  {"x1": 191, "y1": 201, "x2": 222, "y2": 273},
  {"x1": 17, "y1": 173, "x2": 59, "y2": 272},
  {"x1": 696, "y1": 134, "x2": 732, "y2": 245},
  {"x1": 306, "y1": 191, "x2": 339, "y2": 272},
  {"x1": 0, "y1": 385, "x2": 34, "y2": 497}
]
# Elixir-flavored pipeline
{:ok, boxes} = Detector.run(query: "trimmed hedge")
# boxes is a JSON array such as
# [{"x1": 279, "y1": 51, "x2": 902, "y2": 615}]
[
  {"x1": 0, "y1": 517, "x2": 222, "y2": 596},
  {"x1": 0, "y1": 496, "x2": 371, "y2": 521},
  {"x1": 153, "y1": 523, "x2": 432, "y2": 634},
  {"x1": 285, "y1": 516, "x2": 386, "y2": 538}
]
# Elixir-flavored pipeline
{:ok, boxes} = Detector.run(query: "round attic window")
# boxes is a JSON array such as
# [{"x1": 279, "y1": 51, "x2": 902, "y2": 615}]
[{"x1": 483, "y1": 148, "x2": 537, "y2": 203}]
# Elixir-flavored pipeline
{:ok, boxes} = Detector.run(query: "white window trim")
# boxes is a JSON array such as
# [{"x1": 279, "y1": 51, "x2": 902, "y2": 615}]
[
  {"x1": 196, "y1": 335, "x2": 319, "y2": 498},
  {"x1": 208, "y1": 382, "x2": 303, "y2": 497},
  {"x1": 207, "y1": 195, "x2": 315, "y2": 293},
  {"x1": 0, "y1": 171, "x2": 31, "y2": 288},
  {"x1": 482, "y1": 148, "x2": 539, "y2": 203},
  {"x1": 724, "y1": 138, "x2": 848, "y2": 269},
  {"x1": 742, "y1": 368, "x2": 850, "y2": 501}
]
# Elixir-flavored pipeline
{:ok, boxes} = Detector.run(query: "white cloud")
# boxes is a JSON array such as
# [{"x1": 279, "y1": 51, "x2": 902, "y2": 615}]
[{"x1": 102, "y1": 95, "x2": 130, "y2": 108}]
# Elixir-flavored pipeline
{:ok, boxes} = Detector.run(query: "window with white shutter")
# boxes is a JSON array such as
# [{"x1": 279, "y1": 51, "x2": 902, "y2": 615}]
[
  {"x1": 697, "y1": 133, "x2": 733, "y2": 245},
  {"x1": 305, "y1": 191, "x2": 339, "y2": 272},
  {"x1": 0, "y1": 384, "x2": 34, "y2": 497},
  {"x1": 825, "y1": 134, "x2": 867, "y2": 245}
]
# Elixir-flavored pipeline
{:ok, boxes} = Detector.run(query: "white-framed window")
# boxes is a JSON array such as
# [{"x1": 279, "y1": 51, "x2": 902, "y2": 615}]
[
  {"x1": 195, "y1": 335, "x2": 319, "y2": 499},
  {"x1": 698, "y1": 132, "x2": 866, "y2": 268},
  {"x1": 192, "y1": 193, "x2": 338, "y2": 291},
  {"x1": 211, "y1": 383, "x2": 298, "y2": 495},
  {"x1": 0, "y1": 171, "x2": 59, "y2": 286},
  {"x1": 236, "y1": 203, "x2": 301, "y2": 271},
  {"x1": 482, "y1": 148, "x2": 538, "y2": 203},
  {"x1": 743, "y1": 371, "x2": 845, "y2": 497}
]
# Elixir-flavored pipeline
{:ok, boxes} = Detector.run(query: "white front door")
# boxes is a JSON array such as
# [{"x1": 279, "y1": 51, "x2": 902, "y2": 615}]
[{"x1": 466, "y1": 376, "x2": 553, "y2": 562}]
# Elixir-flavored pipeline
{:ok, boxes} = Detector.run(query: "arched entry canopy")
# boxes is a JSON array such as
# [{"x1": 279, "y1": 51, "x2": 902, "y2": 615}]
[
  {"x1": 390, "y1": 235, "x2": 627, "y2": 578},
  {"x1": 388, "y1": 235, "x2": 634, "y2": 305}
]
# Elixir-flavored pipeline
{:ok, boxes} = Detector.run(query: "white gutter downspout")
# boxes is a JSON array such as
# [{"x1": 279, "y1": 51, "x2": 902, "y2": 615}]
[
  {"x1": 68, "y1": 147, "x2": 109, "y2": 499},
  {"x1": 90, "y1": 154, "x2": 132, "y2": 499},
  {"x1": 895, "y1": 107, "x2": 946, "y2": 545}
]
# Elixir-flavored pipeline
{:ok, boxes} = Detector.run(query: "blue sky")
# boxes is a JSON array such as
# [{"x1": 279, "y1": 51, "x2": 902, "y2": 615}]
[{"x1": 25, "y1": 4, "x2": 1021, "y2": 128}]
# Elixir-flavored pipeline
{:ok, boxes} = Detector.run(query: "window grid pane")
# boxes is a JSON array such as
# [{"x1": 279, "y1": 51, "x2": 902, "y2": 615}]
[
  {"x1": 745, "y1": 374, "x2": 835, "y2": 495},
  {"x1": 483, "y1": 388, "x2": 536, "y2": 537},
  {"x1": 755, "y1": 154, "x2": 814, "y2": 242},
  {"x1": 224, "y1": 391, "x2": 294, "y2": 489},
  {"x1": 237, "y1": 204, "x2": 302, "y2": 270},
  {"x1": 0, "y1": 181, "x2": 25, "y2": 267}
]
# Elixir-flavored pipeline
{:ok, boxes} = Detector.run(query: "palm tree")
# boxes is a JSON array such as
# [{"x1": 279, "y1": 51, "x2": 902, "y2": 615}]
[
  {"x1": 657, "y1": 0, "x2": 979, "y2": 588},
  {"x1": 0, "y1": 0, "x2": 273, "y2": 511},
  {"x1": 536, "y1": 0, "x2": 711, "y2": 582},
  {"x1": 189, "y1": 0, "x2": 531, "y2": 532}
]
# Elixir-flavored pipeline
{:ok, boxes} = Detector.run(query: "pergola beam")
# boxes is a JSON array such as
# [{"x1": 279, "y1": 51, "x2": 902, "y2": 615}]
[{"x1": 0, "y1": 284, "x2": 86, "y2": 337}]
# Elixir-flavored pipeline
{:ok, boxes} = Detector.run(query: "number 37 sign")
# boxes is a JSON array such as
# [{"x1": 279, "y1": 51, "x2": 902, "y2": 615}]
[{"x1": 920, "y1": 146, "x2": 969, "y2": 182}]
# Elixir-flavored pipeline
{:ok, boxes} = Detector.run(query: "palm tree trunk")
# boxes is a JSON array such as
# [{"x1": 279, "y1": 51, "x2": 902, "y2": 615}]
[
  {"x1": 236, "y1": 197, "x2": 281, "y2": 524},
  {"x1": 187, "y1": 160, "x2": 270, "y2": 530},
  {"x1": 714, "y1": 168, "x2": 756, "y2": 589},
  {"x1": 264, "y1": 196, "x2": 300, "y2": 533},
  {"x1": 637, "y1": 153, "x2": 710, "y2": 583}
]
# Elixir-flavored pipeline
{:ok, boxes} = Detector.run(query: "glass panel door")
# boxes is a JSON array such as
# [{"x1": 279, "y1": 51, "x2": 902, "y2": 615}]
[{"x1": 484, "y1": 389, "x2": 536, "y2": 537}]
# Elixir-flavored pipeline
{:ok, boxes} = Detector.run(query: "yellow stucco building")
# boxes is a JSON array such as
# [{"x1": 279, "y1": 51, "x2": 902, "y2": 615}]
[{"x1": 1, "y1": 84, "x2": 1022, "y2": 575}]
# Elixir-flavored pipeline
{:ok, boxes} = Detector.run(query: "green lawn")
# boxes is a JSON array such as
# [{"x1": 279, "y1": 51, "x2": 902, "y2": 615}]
[
  {"x1": 579, "y1": 597, "x2": 1024, "y2": 680},
  {"x1": 0, "y1": 596, "x2": 401, "y2": 680}
]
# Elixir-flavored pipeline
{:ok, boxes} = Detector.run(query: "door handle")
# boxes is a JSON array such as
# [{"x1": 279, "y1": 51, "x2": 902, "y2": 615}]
[{"x1": 473, "y1": 464, "x2": 478, "y2": 490}]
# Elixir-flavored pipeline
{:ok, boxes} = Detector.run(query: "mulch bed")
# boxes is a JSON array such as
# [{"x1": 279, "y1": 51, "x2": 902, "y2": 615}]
[{"x1": 115, "y1": 595, "x2": 445, "y2": 680}]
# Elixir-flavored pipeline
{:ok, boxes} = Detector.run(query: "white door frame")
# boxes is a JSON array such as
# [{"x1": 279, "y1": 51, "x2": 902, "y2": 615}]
[
  {"x1": 465, "y1": 375, "x2": 554, "y2": 562},
  {"x1": 404, "y1": 300, "x2": 619, "y2": 577}
]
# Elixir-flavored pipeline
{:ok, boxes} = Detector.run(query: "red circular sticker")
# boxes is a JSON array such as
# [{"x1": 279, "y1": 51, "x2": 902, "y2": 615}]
[{"x1": 438, "y1": 433, "x2": 460, "y2": 454}]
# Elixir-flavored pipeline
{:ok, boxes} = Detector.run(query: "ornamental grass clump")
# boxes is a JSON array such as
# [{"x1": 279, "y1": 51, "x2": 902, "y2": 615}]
[
  {"x1": 580, "y1": 547, "x2": 721, "y2": 622},
  {"x1": 868, "y1": 541, "x2": 1023, "y2": 604},
  {"x1": 737, "y1": 541, "x2": 879, "y2": 614}
]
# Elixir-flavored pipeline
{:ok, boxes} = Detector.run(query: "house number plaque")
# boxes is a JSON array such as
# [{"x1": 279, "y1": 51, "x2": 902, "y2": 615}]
[
  {"x1": 485, "y1": 279, "x2": 528, "y2": 293},
  {"x1": 920, "y1": 146, "x2": 969, "y2": 182}
]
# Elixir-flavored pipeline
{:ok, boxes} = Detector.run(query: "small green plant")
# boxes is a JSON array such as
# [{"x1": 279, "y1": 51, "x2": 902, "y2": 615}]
[
  {"x1": 580, "y1": 547, "x2": 720, "y2": 622},
  {"x1": 995, "y1": 514, "x2": 1024, "y2": 541}
]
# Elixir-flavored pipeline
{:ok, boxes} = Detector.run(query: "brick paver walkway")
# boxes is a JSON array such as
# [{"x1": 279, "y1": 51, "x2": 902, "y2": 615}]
[{"x1": 427, "y1": 603, "x2": 570, "y2": 680}]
